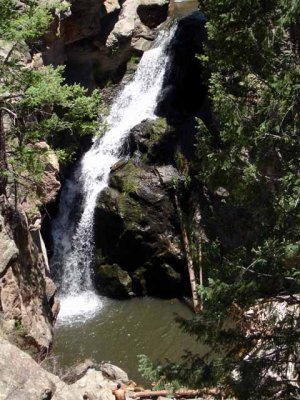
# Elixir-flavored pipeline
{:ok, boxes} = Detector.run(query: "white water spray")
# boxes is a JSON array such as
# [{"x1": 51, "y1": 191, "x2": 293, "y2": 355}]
[{"x1": 50, "y1": 27, "x2": 175, "y2": 324}]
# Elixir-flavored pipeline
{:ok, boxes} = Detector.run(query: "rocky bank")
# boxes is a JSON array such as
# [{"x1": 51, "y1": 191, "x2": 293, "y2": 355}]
[
  {"x1": 0, "y1": 336, "x2": 131, "y2": 400},
  {"x1": 0, "y1": 144, "x2": 60, "y2": 357}
]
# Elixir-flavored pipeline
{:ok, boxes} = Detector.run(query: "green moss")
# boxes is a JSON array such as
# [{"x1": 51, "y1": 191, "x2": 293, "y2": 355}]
[
  {"x1": 112, "y1": 161, "x2": 143, "y2": 194},
  {"x1": 117, "y1": 194, "x2": 145, "y2": 228},
  {"x1": 123, "y1": 177, "x2": 139, "y2": 194},
  {"x1": 147, "y1": 118, "x2": 168, "y2": 147}
]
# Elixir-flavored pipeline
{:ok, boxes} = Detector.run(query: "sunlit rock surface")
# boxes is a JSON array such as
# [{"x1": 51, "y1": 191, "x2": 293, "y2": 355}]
[{"x1": 0, "y1": 338, "x2": 131, "y2": 400}]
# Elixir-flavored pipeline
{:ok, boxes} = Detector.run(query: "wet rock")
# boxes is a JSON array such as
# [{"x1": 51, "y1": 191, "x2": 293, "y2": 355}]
[
  {"x1": 95, "y1": 264, "x2": 133, "y2": 298},
  {"x1": 110, "y1": 159, "x2": 128, "y2": 173},
  {"x1": 137, "y1": 0, "x2": 169, "y2": 29},
  {"x1": 95, "y1": 161, "x2": 187, "y2": 298},
  {"x1": 99, "y1": 363, "x2": 129, "y2": 383},
  {"x1": 128, "y1": 118, "x2": 168, "y2": 155},
  {"x1": 156, "y1": 12, "x2": 208, "y2": 122},
  {"x1": 135, "y1": 182, "x2": 164, "y2": 204},
  {"x1": 131, "y1": 31, "x2": 154, "y2": 52}
]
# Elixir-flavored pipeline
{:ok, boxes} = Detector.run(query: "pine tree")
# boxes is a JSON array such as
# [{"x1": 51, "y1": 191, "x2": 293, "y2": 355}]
[
  {"x1": 141, "y1": 2, "x2": 300, "y2": 398},
  {"x1": 0, "y1": 0, "x2": 102, "y2": 201}
]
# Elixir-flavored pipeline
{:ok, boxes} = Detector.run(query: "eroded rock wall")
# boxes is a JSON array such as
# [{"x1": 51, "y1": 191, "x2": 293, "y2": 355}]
[
  {"x1": 41, "y1": 0, "x2": 170, "y2": 88},
  {"x1": 0, "y1": 145, "x2": 60, "y2": 357}
]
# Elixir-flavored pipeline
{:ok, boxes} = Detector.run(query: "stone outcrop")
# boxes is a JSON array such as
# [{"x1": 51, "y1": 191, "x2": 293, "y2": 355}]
[
  {"x1": 35, "y1": 142, "x2": 61, "y2": 205},
  {"x1": 95, "y1": 264, "x2": 133, "y2": 298},
  {"x1": 41, "y1": 0, "x2": 170, "y2": 89},
  {"x1": 91, "y1": 12, "x2": 210, "y2": 299},
  {"x1": 94, "y1": 118, "x2": 190, "y2": 298},
  {"x1": 137, "y1": 0, "x2": 170, "y2": 29},
  {"x1": 156, "y1": 12, "x2": 208, "y2": 123},
  {"x1": 0, "y1": 200, "x2": 53, "y2": 357},
  {"x1": 231, "y1": 297, "x2": 300, "y2": 397},
  {"x1": 0, "y1": 147, "x2": 60, "y2": 357},
  {"x1": 0, "y1": 337, "x2": 78, "y2": 399},
  {"x1": 0, "y1": 337, "x2": 131, "y2": 400}
]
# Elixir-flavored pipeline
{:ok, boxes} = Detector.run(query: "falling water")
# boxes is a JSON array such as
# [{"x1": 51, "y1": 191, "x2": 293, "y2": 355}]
[{"x1": 50, "y1": 27, "x2": 175, "y2": 323}]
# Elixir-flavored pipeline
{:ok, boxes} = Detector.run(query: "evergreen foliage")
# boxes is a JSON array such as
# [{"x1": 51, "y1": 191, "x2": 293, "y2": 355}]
[
  {"x1": 140, "y1": 1, "x2": 300, "y2": 398},
  {"x1": 0, "y1": 0, "x2": 102, "y2": 201}
]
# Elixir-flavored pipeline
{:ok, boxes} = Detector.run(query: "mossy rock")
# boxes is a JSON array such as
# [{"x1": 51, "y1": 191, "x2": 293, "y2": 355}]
[
  {"x1": 128, "y1": 118, "x2": 168, "y2": 156},
  {"x1": 95, "y1": 264, "x2": 133, "y2": 299},
  {"x1": 109, "y1": 161, "x2": 143, "y2": 194}
]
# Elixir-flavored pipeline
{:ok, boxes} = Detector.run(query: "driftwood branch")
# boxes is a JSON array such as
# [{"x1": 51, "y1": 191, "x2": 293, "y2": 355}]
[{"x1": 131, "y1": 388, "x2": 219, "y2": 398}]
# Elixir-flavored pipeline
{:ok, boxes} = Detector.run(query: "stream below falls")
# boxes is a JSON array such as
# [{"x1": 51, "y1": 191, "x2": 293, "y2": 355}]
[{"x1": 53, "y1": 297, "x2": 205, "y2": 385}]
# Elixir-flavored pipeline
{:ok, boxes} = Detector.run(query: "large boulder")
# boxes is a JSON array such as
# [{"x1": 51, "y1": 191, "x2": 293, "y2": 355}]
[
  {"x1": 0, "y1": 337, "x2": 79, "y2": 400},
  {"x1": 94, "y1": 264, "x2": 133, "y2": 298},
  {"x1": 99, "y1": 363, "x2": 129, "y2": 383},
  {"x1": 137, "y1": 0, "x2": 170, "y2": 29},
  {"x1": 94, "y1": 156, "x2": 187, "y2": 298},
  {"x1": 0, "y1": 338, "x2": 132, "y2": 400}
]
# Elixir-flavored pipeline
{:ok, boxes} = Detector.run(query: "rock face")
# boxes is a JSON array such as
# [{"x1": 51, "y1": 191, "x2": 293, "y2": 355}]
[
  {"x1": 137, "y1": 0, "x2": 170, "y2": 29},
  {"x1": 156, "y1": 12, "x2": 208, "y2": 122},
  {"x1": 94, "y1": 118, "x2": 191, "y2": 298},
  {"x1": 0, "y1": 337, "x2": 78, "y2": 400},
  {"x1": 232, "y1": 297, "x2": 300, "y2": 397},
  {"x1": 0, "y1": 337, "x2": 131, "y2": 400},
  {"x1": 0, "y1": 147, "x2": 60, "y2": 357},
  {"x1": 92, "y1": 14, "x2": 209, "y2": 299},
  {"x1": 42, "y1": 0, "x2": 170, "y2": 88},
  {"x1": 95, "y1": 264, "x2": 133, "y2": 298},
  {"x1": 35, "y1": 142, "x2": 61, "y2": 205}
]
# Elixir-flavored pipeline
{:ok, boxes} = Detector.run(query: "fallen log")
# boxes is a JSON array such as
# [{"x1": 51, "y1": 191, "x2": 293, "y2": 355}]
[{"x1": 131, "y1": 388, "x2": 219, "y2": 398}]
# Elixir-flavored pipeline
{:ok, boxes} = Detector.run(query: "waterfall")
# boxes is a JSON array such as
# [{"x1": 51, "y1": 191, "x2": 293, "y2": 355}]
[{"x1": 50, "y1": 27, "x2": 175, "y2": 324}]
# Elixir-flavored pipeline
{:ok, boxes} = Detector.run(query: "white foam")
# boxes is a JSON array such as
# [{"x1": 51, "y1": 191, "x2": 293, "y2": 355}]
[{"x1": 57, "y1": 291, "x2": 104, "y2": 325}]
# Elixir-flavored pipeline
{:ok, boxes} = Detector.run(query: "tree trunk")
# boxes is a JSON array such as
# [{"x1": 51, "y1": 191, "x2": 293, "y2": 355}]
[
  {"x1": 0, "y1": 109, "x2": 8, "y2": 195},
  {"x1": 198, "y1": 239, "x2": 204, "y2": 312},
  {"x1": 131, "y1": 388, "x2": 219, "y2": 398},
  {"x1": 175, "y1": 194, "x2": 200, "y2": 313}
]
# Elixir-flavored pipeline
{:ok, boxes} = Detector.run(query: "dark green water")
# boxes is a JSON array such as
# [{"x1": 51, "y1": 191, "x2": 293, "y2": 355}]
[
  {"x1": 169, "y1": 0, "x2": 199, "y2": 19},
  {"x1": 53, "y1": 297, "x2": 205, "y2": 384}
]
